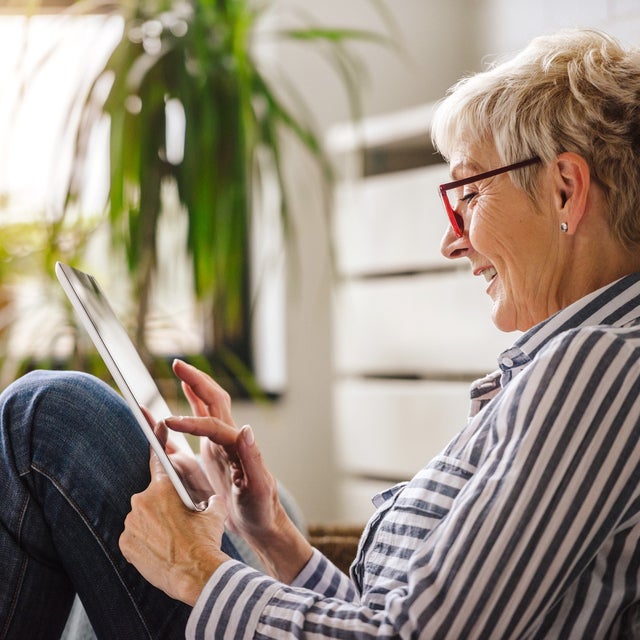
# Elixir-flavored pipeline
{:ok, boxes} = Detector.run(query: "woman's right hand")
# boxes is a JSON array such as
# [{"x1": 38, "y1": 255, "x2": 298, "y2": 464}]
[
  {"x1": 167, "y1": 360, "x2": 313, "y2": 581},
  {"x1": 167, "y1": 359, "x2": 278, "y2": 537}
]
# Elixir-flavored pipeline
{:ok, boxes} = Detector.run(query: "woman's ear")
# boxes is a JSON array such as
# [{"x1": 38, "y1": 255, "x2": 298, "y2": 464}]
[{"x1": 554, "y1": 152, "x2": 590, "y2": 234}]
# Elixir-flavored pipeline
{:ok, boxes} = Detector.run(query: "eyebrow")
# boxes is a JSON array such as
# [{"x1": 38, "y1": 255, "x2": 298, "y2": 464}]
[{"x1": 450, "y1": 160, "x2": 484, "y2": 180}]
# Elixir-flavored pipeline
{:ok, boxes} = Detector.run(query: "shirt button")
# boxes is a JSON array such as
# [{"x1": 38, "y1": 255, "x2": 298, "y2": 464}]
[{"x1": 502, "y1": 357, "x2": 514, "y2": 368}]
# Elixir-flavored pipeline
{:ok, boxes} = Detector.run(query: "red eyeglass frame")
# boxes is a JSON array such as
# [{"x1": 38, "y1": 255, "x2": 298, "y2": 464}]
[{"x1": 438, "y1": 156, "x2": 541, "y2": 237}]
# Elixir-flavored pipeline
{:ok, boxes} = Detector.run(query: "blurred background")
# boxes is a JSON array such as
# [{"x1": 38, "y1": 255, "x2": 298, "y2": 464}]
[{"x1": 1, "y1": 0, "x2": 639, "y2": 526}]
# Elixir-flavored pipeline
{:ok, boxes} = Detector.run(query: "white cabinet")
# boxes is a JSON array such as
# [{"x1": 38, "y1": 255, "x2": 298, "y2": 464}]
[{"x1": 329, "y1": 106, "x2": 516, "y2": 522}]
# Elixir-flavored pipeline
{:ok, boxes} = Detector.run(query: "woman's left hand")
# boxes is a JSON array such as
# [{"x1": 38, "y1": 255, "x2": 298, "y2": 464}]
[
  {"x1": 119, "y1": 451, "x2": 230, "y2": 606},
  {"x1": 152, "y1": 418, "x2": 214, "y2": 504}
]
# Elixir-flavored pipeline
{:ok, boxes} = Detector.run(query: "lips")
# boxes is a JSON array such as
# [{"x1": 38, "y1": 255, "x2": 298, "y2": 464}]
[
  {"x1": 482, "y1": 267, "x2": 497, "y2": 283},
  {"x1": 475, "y1": 265, "x2": 497, "y2": 283}
]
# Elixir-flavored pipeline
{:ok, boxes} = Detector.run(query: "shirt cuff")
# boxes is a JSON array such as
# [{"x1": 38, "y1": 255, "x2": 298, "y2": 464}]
[
  {"x1": 186, "y1": 559, "x2": 280, "y2": 640},
  {"x1": 290, "y1": 547, "x2": 326, "y2": 588},
  {"x1": 291, "y1": 548, "x2": 357, "y2": 600}
]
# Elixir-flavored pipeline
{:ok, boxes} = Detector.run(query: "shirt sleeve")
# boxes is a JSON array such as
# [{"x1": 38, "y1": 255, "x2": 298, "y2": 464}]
[
  {"x1": 186, "y1": 549, "x2": 358, "y2": 639},
  {"x1": 188, "y1": 327, "x2": 640, "y2": 639}
]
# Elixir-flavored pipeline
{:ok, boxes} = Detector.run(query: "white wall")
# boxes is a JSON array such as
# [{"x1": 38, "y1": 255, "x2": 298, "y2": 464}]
[{"x1": 476, "y1": 0, "x2": 640, "y2": 55}]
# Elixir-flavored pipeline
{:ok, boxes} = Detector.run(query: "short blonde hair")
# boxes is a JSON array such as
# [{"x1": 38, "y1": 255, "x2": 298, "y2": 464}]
[{"x1": 431, "y1": 28, "x2": 640, "y2": 248}]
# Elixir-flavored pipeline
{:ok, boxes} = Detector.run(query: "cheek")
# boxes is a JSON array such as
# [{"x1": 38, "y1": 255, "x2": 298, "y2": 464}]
[
  {"x1": 469, "y1": 194, "x2": 536, "y2": 269},
  {"x1": 468, "y1": 205, "x2": 511, "y2": 255},
  {"x1": 470, "y1": 209, "x2": 530, "y2": 300}
]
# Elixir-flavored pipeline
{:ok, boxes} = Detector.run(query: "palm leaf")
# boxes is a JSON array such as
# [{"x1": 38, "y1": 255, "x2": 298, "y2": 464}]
[{"x1": 57, "y1": 0, "x2": 395, "y2": 375}]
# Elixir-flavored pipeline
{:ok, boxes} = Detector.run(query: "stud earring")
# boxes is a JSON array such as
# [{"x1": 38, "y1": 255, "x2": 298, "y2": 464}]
[{"x1": 560, "y1": 222, "x2": 568, "y2": 233}]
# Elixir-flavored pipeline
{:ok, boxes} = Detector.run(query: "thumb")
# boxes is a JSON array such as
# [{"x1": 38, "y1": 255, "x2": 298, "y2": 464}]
[
  {"x1": 236, "y1": 425, "x2": 266, "y2": 482},
  {"x1": 152, "y1": 418, "x2": 169, "y2": 450},
  {"x1": 203, "y1": 493, "x2": 228, "y2": 523},
  {"x1": 149, "y1": 448, "x2": 169, "y2": 481}
]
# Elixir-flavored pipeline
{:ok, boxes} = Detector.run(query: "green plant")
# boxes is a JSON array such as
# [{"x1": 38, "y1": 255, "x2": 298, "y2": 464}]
[
  {"x1": 3, "y1": 0, "x2": 397, "y2": 393},
  {"x1": 0, "y1": 215, "x2": 103, "y2": 385},
  {"x1": 63, "y1": 0, "x2": 393, "y2": 364}
]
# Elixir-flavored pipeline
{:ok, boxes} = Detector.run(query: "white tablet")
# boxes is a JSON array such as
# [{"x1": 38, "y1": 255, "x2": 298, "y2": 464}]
[{"x1": 55, "y1": 261, "x2": 206, "y2": 511}]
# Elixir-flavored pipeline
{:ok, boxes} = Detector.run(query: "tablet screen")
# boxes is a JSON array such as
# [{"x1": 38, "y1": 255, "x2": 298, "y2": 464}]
[{"x1": 56, "y1": 261, "x2": 206, "y2": 511}]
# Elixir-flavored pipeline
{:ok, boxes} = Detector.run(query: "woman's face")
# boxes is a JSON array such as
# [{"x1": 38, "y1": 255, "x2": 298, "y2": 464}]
[{"x1": 440, "y1": 142, "x2": 563, "y2": 333}]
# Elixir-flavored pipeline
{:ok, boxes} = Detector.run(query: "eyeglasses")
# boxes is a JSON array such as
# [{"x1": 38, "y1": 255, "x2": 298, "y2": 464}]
[{"x1": 438, "y1": 156, "x2": 541, "y2": 237}]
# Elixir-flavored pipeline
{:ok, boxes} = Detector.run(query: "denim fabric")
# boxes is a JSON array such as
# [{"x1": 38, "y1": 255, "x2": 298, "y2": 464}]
[{"x1": 0, "y1": 370, "x2": 239, "y2": 640}]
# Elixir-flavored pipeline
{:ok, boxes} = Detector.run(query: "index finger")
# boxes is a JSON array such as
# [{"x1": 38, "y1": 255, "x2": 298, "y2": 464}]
[
  {"x1": 172, "y1": 360, "x2": 234, "y2": 424},
  {"x1": 165, "y1": 416, "x2": 239, "y2": 447}
]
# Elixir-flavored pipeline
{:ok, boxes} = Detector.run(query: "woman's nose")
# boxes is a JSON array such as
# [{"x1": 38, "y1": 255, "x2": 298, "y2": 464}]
[{"x1": 440, "y1": 223, "x2": 470, "y2": 260}]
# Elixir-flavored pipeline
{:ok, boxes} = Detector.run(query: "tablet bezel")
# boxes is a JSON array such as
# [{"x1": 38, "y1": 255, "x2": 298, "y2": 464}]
[{"x1": 55, "y1": 261, "x2": 206, "y2": 511}]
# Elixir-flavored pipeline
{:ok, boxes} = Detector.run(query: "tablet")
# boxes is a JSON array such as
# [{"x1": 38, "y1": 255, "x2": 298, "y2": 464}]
[{"x1": 55, "y1": 261, "x2": 206, "y2": 511}]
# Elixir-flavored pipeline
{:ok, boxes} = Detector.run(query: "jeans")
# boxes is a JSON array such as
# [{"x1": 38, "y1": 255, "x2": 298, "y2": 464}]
[{"x1": 0, "y1": 370, "x2": 241, "y2": 640}]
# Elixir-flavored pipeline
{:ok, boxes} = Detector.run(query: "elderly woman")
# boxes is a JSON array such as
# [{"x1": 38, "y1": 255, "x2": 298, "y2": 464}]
[{"x1": 3, "y1": 27, "x2": 640, "y2": 639}]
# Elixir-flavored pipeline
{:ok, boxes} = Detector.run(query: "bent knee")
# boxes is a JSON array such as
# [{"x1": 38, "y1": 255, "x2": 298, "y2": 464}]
[
  {"x1": 0, "y1": 369, "x2": 126, "y2": 430},
  {"x1": 2, "y1": 369, "x2": 114, "y2": 403}
]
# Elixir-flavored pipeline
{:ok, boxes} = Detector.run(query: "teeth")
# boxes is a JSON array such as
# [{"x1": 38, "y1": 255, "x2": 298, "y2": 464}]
[{"x1": 482, "y1": 267, "x2": 497, "y2": 282}]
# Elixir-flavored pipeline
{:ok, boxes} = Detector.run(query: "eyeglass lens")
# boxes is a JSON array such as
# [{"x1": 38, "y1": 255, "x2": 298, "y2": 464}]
[
  {"x1": 448, "y1": 188, "x2": 466, "y2": 233},
  {"x1": 440, "y1": 156, "x2": 541, "y2": 238}
]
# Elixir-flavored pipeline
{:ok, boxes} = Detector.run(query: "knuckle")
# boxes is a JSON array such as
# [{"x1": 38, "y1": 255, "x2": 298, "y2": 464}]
[{"x1": 130, "y1": 492, "x2": 145, "y2": 511}]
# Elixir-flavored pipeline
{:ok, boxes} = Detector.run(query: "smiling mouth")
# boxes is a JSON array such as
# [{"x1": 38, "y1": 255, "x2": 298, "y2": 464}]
[{"x1": 480, "y1": 266, "x2": 497, "y2": 283}]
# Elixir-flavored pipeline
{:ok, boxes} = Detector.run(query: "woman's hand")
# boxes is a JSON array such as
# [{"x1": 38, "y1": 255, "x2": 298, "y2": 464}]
[
  {"x1": 169, "y1": 359, "x2": 280, "y2": 537},
  {"x1": 167, "y1": 360, "x2": 313, "y2": 582},
  {"x1": 119, "y1": 451, "x2": 229, "y2": 606},
  {"x1": 152, "y1": 419, "x2": 213, "y2": 504}
]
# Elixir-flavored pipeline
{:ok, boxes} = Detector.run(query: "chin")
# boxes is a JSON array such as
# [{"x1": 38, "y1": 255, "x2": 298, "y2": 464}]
[
  {"x1": 492, "y1": 305, "x2": 539, "y2": 333},
  {"x1": 490, "y1": 304, "x2": 518, "y2": 333}
]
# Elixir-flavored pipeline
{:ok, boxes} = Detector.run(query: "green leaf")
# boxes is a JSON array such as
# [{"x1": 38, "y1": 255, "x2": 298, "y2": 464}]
[{"x1": 44, "y1": 0, "x2": 397, "y2": 376}]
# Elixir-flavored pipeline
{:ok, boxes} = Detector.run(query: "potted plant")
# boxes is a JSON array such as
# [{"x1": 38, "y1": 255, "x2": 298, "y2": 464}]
[
  {"x1": 6, "y1": 0, "x2": 395, "y2": 393},
  {"x1": 65, "y1": 0, "x2": 393, "y2": 388}
]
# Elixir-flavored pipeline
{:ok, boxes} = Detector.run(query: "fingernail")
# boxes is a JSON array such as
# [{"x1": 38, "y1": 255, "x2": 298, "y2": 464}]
[{"x1": 242, "y1": 425, "x2": 255, "y2": 446}]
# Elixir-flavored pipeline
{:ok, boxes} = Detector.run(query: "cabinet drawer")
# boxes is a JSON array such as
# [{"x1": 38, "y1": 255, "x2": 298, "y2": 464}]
[
  {"x1": 333, "y1": 164, "x2": 451, "y2": 276},
  {"x1": 333, "y1": 270, "x2": 516, "y2": 376},
  {"x1": 334, "y1": 378, "x2": 470, "y2": 480}
]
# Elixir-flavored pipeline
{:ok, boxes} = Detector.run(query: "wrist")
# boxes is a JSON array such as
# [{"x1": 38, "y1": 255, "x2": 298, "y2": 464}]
[
  {"x1": 247, "y1": 510, "x2": 313, "y2": 583},
  {"x1": 176, "y1": 549, "x2": 229, "y2": 606}
]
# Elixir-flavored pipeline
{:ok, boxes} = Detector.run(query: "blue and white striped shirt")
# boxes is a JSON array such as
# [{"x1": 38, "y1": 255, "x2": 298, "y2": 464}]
[{"x1": 188, "y1": 273, "x2": 640, "y2": 639}]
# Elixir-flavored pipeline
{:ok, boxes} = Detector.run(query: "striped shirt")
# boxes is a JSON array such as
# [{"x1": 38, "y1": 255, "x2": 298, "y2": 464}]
[{"x1": 188, "y1": 273, "x2": 640, "y2": 639}]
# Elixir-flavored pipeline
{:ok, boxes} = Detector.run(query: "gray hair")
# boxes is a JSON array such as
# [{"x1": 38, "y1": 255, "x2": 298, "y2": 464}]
[{"x1": 431, "y1": 28, "x2": 640, "y2": 248}]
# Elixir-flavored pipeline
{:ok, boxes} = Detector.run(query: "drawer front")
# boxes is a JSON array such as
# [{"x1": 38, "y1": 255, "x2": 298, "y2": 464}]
[
  {"x1": 333, "y1": 164, "x2": 451, "y2": 276},
  {"x1": 334, "y1": 378, "x2": 470, "y2": 480},
  {"x1": 334, "y1": 270, "x2": 516, "y2": 376}
]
